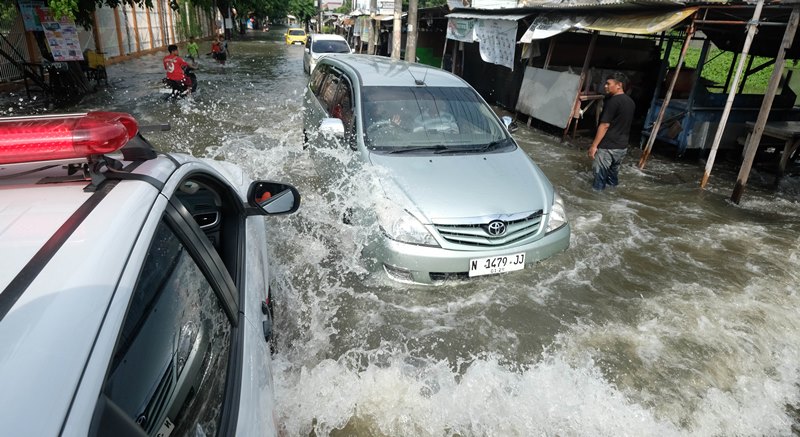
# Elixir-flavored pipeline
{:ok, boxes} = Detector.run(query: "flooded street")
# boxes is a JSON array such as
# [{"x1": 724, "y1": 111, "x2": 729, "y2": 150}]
[{"x1": 22, "y1": 29, "x2": 800, "y2": 435}]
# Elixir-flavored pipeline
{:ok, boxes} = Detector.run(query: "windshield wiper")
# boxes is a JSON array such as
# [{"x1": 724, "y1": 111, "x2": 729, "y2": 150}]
[
  {"x1": 477, "y1": 138, "x2": 511, "y2": 152},
  {"x1": 387, "y1": 145, "x2": 450, "y2": 154}
]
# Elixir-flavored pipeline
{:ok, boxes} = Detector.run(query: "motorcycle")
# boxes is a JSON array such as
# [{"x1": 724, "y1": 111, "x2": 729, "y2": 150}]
[{"x1": 161, "y1": 66, "x2": 197, "y2": 100}]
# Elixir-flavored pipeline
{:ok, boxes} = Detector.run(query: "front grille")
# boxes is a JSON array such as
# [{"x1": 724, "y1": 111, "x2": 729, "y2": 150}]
[
  {"x1": 429, "y1": 272, "x2": 470, "y2": 282},
  {"x1": 433, "y1": 211, "x2": 543, "y2": 247}
]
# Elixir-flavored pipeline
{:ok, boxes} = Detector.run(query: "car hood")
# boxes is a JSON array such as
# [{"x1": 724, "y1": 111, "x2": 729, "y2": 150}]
[{"x1": 368, "y1": 148, "x2": 553, "y2": 222}]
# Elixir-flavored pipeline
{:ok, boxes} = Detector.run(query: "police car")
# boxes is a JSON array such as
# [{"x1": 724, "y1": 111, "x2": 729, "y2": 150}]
[{"x1": 0, "y1": 112, "x2": 299, "y2": 436}]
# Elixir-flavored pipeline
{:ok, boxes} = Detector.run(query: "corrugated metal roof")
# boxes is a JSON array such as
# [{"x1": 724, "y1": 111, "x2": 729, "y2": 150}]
[
  {"x1": 445, "y1": 12, "x2": 533, "y2": 20},
  {"x1": 515, "y1": 0, "x2": 728, "y2": 8}
]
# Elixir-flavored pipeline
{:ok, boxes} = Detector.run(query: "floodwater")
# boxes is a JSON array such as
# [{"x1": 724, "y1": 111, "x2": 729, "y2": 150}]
[{"x1": 12, "y1": 28, "x2": 800, "y2": 436}]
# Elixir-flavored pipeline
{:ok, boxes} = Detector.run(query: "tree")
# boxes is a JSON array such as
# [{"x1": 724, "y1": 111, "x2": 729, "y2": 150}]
[
  {"x1": 334, "y1": 0, "x2": 350, "y2": 14},
  {"x1": 288, "y1": 0, "x2": 315, "y2": 26}
]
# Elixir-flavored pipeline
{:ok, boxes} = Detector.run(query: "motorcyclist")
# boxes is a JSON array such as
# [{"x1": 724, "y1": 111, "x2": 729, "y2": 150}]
[{"x1": 163, "y1": 44, "x2": 196, "y2": 96}]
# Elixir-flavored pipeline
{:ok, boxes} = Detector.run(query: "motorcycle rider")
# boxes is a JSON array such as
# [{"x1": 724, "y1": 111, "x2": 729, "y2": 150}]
[{"x1": 163, "y1": 44, "x2": 196, "y2": 96}]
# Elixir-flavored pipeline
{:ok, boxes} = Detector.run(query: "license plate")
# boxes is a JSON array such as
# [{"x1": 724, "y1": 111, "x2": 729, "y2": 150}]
[{"x1": 468, "y1": 253, "x2": 525, "y2": 277}]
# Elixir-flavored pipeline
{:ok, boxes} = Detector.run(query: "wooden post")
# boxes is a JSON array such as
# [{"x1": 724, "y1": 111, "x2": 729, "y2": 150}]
[
  {"x1": 92, "y1": 11, "x2": 103, "y2": 53},
  {"x1": 543, "y1": 36, "x2": 555, "y2": 70},
  {"x1": 701, "y1": 0, "x2": 764, "y2": 189},
  {"x1": 146, "y1": 5, "x2": 155, "y2": 50},
  {"x1": 639, "y1": 17, "x2": 696, "y2": 169},
  {"x1": 440, "y1": 37, "x2": 448, "y2": 69},
  {"x1": 732, "y1": 6, "x2": 800, "y2": 203},
  {"x1": 130, "y1": 4, "x2": 141, "y2": 52},
  {"x1": 452, "y1": 40, "x2": 458, "y2": 74},
  {"x1": 562, "y1": 31, "x2": 597, "y2": 142},
  {"x1": 113, "y1": 6, "x2": 125, "y2": 56}
]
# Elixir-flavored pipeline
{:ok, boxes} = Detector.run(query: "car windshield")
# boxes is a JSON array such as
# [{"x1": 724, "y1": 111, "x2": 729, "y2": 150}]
[
  {"x1": 289, "y1": 29, "x2": 305, "y2": 36},
  {"x1": 362, "y1": 86, "x2": 510, "y2": 153},
  {"x1": 312, "y1": 40, "x2": 349, "y2": 53}
]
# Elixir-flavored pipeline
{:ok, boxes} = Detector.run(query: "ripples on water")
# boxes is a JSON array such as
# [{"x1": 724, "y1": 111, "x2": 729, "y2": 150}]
[{"x1": 12, "y1": 31, "x2": 800, "y2": 435}]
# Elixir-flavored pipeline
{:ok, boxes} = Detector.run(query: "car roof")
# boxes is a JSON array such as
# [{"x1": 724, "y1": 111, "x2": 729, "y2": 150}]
[
  {"x1": 0, "y1": 152, "x2": 245, "y2": 434},
  {"x1": 319, "y1": 54, "x2": 468, "y2": 88},
  {"x1": 309, "y1": 33, "x2": 346, "y2": 41}
]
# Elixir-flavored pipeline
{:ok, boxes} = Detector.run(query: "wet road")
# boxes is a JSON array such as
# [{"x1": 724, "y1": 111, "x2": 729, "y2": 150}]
[{"x1": 18, "y1": 29, "x2": 800, "y2": 436}]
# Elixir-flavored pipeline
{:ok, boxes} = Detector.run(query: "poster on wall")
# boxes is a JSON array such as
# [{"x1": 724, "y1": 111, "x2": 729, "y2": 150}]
[
  {"x1": 475, "y1": 19, "x2": 516, "y2": 70},
  {"x1": 446, "y1": 18, "x2": 475, "y2": 43},
  {"x1": 36, "y1": 7, "x2": 84, "y2": 61},
  {"x1": 18, "y1": 0, "x2": 46, "y2": 31}
]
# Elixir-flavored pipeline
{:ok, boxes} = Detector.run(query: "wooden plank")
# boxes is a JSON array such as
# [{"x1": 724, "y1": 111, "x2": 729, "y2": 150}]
[
  {"x1": 732, "y1": 6, "x2": 800, "y2": 203},
  {"x1": 639, "y1": 17, "x2": 697, "y2": 169},
  {"x1": 701, "y1": 0, "x2": 764, "y2": 189}
]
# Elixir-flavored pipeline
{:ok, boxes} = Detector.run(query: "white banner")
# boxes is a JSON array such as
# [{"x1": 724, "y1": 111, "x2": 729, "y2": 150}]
[{"x1": 475, "y1": 19, "x2": 517, "y2": 71}]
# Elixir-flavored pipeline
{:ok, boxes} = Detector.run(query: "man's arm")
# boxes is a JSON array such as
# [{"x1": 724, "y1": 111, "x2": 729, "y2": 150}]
[{"x1": 589, "y1": 122, "x2": 610, "y2": 159}]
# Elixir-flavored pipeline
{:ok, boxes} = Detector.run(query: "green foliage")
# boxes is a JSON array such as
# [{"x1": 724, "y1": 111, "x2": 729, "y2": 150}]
[
  {"x1": 288, "y1": 0, "x2": 315, "y2": 24},
  {"x1": 335, "y1": 0, "x2": 351, "y2": 14},
  {"x1": 0, "y1": 1, "x2": 19, "y2": 28},
  {"x1": 664, "y1": 44, "x2": 774, "y2": 95},
  {"x1": 47, "y1": 0, "x2": 77, "y2": 20},
  {"x1": 176, "y1": 0, "x2": 202, "y2": 39}
]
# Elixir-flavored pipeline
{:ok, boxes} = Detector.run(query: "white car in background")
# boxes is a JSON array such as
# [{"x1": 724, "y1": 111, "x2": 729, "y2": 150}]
[
  {"x1": 303, "y1": 33, "x2": 352, "y2": 74},
  {"x1": 0, "y1": 112, "x2": 300, "y2": 436}
]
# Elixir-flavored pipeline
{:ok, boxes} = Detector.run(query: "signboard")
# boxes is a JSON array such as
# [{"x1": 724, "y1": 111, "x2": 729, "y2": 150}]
[
  {"x1": 18, "y1": 0, "x2": 45, "y2": 31},
  {"x1": 446, "y1": 18, "x2": 475, "y2": 43},
  {"x1": 36, "y1": 7, "x2": 83, "y2": 61},
  {"x1": 475, "y1": 19, "x2": 517, "y2": 70},
  {"x1": 516, "y1": 67, "x2": 581, "y2": 129},
  {"x1": 378, "y1": 1, "x2": 394, "y2": 15}
]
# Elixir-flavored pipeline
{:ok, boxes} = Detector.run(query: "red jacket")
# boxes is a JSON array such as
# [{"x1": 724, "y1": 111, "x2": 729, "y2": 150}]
[{"x1": 163, "y1": 54, "x2": 189, "y2": 81}]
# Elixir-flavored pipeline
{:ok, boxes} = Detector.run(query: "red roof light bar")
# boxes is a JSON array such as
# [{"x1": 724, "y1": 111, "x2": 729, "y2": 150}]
[{"x1": 0, "y1": 112, "x2": 139, "y2": 165}]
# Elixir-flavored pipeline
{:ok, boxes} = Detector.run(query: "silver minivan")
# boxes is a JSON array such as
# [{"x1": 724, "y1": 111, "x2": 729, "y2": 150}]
[{"x1": 303, "y1": 55, "x2": 570, "y2": 284}]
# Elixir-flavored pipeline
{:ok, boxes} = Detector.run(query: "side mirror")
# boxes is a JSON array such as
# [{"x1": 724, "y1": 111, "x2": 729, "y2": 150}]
[
  {"x1": 305, "y1": 47, "x2": 310, "y2": 53},
  {"x1": 502, "y1": 115, "x2": 519, "y2": 134},
  {"x1": 319, "y1": 118, "x2": 345, "y2": 138},
  {"x1": 351, "y1": 48, "x2": 355, "y2": 53},
  {"x1": 247, "y1": 181, "x2": 301, "y2": 215}
]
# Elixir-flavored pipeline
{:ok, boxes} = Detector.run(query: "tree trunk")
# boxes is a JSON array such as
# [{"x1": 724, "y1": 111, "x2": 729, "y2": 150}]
[
  {"x1": 368, "y1": 0, "x2": 377, "y2": 55},
  {"x1": 391, "y1": 0, "x2": 402, "y2": 59},
  {"x1": 405, "y1": 0, "x2": 418, "y2": 63}
]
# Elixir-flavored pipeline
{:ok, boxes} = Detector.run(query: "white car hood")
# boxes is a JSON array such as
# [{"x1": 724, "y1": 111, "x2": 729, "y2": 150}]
[{"x1": 369, "y1": 148, "x2": 553, "y2": 222}]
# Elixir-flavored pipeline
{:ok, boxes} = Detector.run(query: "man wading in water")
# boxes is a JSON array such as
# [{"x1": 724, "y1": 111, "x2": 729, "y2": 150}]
[{"x1": 588, "y1": 72, "x2": 635, "y2": 191}]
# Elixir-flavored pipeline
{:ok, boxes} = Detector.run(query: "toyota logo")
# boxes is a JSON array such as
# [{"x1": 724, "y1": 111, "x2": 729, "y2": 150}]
[{"x1": 486, "y1": 220, "x2": 507, "y2": 236}]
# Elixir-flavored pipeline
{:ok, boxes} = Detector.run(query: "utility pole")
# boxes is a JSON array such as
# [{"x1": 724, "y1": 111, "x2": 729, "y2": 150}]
[
  {"x1": 405, "y1": 0, "x2": 418, "y2": 63},
  {"x1": 391, "y1": 0, "x2": 402, "y2": 59},
  {"x1": 368, "y1": 0, "x2": 378, "y2": 55},
  {"x1": 318, "y1": 0, "x2": 323, "y2": 33}
]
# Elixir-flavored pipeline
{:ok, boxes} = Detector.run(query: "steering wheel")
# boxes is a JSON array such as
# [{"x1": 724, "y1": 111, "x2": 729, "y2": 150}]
[
  {"x1": 413, "y1": 112, "x2": 458, "y2": 133},
  {"x1": 368, "y1": 119, "x2": 404, "y2": 135}
]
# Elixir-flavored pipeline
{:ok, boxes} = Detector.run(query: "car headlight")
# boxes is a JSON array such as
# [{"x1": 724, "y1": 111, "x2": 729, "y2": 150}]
[
  {"x1": 376, "y1": 207, "x2": 439, "y2": 247},
  {"x1": 546, "y1": 192, "x2": 568, "y2": 233}
]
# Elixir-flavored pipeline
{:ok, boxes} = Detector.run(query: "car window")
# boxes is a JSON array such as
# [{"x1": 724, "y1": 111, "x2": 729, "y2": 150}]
[
  {"x1": 312, "y1": 40, "x2": 350, "y2": 54},
  {"x1": 330, "y1": 77, "x2": 355, "y2": 146},
  {"x1": 289, "y1": 29, "x2": 305, "y2": 36},
  {"x1": 310, "y1": 64, "x2": 328, "y2": 96},
  {"x1": 362, "y1": 86, "x2": 510, "y2": 152},
  {"x1": 319, "y1": 72, "x2": 341, "y2": 112},
  {"x1": 101, "y1": 220, "x2": 232, "y2": 437}
]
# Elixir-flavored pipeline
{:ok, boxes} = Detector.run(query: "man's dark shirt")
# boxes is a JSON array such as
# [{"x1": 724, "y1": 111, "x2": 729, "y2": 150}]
[{"x1": 599, "y1": 93, "x2": 635, "y2": 149}]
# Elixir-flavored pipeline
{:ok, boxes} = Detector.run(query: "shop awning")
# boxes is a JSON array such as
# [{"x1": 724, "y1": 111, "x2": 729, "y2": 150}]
[{"x1": 520, "y1": 7, "x2": 697, "y2": 42}]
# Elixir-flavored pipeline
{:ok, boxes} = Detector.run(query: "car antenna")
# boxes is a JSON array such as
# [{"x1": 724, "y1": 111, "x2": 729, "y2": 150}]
[{"x1": 410, "y1": 67, "x2": 428, "y2": 86}]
